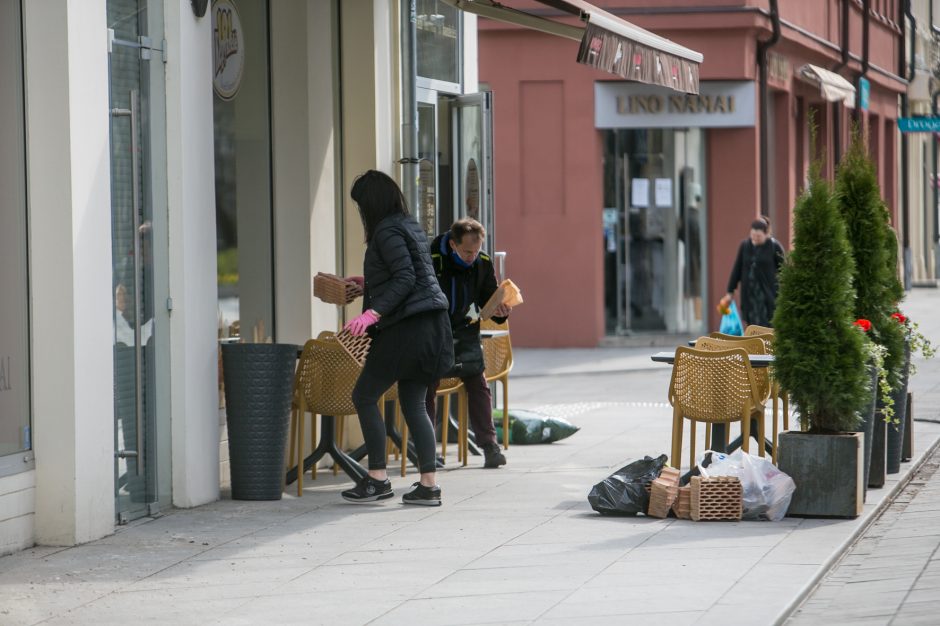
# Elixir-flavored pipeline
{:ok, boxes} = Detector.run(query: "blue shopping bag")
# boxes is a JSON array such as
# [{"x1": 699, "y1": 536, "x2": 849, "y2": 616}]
[{"x1": 719, "y1": 301, "x2": 743, "y2": 336}]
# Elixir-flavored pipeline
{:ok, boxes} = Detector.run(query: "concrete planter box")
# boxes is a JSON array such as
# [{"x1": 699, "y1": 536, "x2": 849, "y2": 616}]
[{"x1": 777, "y1": 431, "x2": 864, "y2": 518}]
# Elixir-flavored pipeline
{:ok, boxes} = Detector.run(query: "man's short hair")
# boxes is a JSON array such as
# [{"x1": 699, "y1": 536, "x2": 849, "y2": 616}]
[{"x1": 450, "y1": 218, "x2": 486, "y2": 244}]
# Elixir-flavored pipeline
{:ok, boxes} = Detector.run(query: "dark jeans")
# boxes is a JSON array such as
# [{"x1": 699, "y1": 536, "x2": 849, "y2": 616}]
[
  {"x1": 425, "y1": 372, "x2": 497, "y2": 447},
  {"x1": 352, "y1": 369, "x2": 437, "y2": 474}
]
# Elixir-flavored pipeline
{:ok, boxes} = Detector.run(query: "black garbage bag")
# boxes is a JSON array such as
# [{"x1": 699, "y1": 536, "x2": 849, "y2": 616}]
[{"x1": 588, "y1": 454, "x2": 668, "y2": 516}]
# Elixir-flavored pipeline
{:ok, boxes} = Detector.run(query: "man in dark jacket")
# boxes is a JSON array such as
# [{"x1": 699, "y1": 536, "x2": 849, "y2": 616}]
[{"x1": 426, "y1": 218, "x2": 510, "y2": 468}]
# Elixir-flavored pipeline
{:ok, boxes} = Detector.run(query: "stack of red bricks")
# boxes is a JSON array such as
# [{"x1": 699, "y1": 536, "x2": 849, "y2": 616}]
[
  {"x1": 647, "y1": 467, "x2": 681, "y2": 518},
  {"x1": 645, "y1": 467, "x2": 743, "y2": 521}
]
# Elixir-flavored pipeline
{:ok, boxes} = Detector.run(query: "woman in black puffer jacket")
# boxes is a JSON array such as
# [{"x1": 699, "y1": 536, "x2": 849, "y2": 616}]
[{"x1": 341, "y1": 170, "x2": 453, "y2": 507}]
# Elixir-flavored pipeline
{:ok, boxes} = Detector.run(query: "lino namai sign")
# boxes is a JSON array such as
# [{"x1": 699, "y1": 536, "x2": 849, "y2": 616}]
[{"x1": 595, "y1": 81, "x2": 756, "y2": 129}]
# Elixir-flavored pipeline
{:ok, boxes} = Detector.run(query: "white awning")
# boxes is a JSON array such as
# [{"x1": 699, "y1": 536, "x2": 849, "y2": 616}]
[
  {"x1": 441, "y1": 0, "x2": 703, "y2": 94},
  {"x1": 798, "y1": 64, "x2": 856, "y2": 108}
]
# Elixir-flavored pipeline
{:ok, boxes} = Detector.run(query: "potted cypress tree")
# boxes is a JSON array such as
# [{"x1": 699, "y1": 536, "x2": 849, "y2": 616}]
[
  {"x1": 773, "y1": 161, "x2": 870, "y2": 518},
  {"x1": 833, "y1": 135, "x2": 903, "y2": 490}
]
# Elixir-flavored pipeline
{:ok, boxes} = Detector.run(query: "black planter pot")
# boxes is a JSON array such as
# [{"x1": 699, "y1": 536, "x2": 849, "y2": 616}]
[
  {"x1": 868, "y1": 408, "x2": 886, "y2": 488},
  {"x1": 222, "y1": 343, "x2": 299, "y2": 500},
  {"x1": 853, "y1": 364, "x2": 878, "y2": 496},
  {"x1": 886, "y1": 343, "x2": 912, "y2": 475}
]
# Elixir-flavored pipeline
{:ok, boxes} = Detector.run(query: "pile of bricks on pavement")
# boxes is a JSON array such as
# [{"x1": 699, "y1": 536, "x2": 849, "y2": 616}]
[{"x1": 648, "y1": 466, "x2": 742, "y2": 521}]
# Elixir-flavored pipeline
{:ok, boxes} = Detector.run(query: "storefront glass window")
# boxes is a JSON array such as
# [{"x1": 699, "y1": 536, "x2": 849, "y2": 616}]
[
  {"x1": 0, "y1": 0, "x2": 31, "y2": 459},
  {"x1": 416, "y1": 0, "x2": 460, "y2": 84},
  {"x1": 214, "y1": 0, "x2": 275, "y2": 341},
  {"x1": 417, "y1": 103, "x2": 439, "y2": 235},
  {"x1": 603, "y1": 128, "x2": 707, "y2": 335}
]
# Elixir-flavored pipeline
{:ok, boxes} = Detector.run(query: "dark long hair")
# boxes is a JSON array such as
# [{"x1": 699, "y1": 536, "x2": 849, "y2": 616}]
[{"x1": 350, "y1": 170, "x2": 410, "y2": 241}]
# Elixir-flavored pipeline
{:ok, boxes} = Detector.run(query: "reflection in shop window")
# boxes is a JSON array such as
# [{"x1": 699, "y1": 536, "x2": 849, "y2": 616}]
[
  {"x1": 0, "y1": 0, "x2": 31, "y2": 459},
  {"x1": 213, "y1": 0, "x2": 274, "y2": 342}
]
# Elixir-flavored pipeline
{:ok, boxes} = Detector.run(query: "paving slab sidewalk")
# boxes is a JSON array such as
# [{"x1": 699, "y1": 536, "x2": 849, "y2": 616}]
[
  {"x1": 1, "y1": 289, "x2": 938, "y2": 625},
  {"x1": 786, "y1": 444, "x2": 940, "y2": 626}
]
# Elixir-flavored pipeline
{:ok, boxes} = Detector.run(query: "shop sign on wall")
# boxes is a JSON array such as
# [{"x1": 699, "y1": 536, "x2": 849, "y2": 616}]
[
  {"x1": 595, "y1": 81, "x2": 756, "y2": 128},
  {"x1": 212, "y1": 0, "x2": 244, "y2": 101},
  {"x1": 767, "y1": 51, "x2": 790, "y2": 87}
]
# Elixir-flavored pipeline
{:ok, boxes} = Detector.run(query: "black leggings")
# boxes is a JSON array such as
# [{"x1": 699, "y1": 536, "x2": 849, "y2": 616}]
[{"x1": 351, "y1": 369, "x2": 436, "y2": 474}]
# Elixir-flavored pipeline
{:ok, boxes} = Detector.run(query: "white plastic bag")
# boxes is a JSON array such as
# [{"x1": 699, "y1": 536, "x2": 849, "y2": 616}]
[{"x1": 699, "y1": 449, "x2": 795, "y2": 521}]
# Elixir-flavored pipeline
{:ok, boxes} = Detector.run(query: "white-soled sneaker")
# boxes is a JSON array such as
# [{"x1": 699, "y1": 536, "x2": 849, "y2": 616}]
[
  {"x1": 341, "y1": 476, "x2": 394, "y2": 503},
  {"x1": 401, "y1": 482, "x2": 442, "y2": 506}
]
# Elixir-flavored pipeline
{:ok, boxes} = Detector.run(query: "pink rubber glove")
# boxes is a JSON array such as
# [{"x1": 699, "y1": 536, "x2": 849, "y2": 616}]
[
  {"x1": 344, "y1": 309, "x2": 380, "y2": 336},
  {"x1": 346, "y1": 276, "x2": 364, "y2": 288}
]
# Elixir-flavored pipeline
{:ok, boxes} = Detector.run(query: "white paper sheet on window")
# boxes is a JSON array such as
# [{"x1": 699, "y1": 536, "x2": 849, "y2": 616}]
[
  {"x1": 631, "y1": 178, "x2": 649, "y2": 207},
  {"x1": 655, "y1": 178, "x2": 672, "y2": 207}
]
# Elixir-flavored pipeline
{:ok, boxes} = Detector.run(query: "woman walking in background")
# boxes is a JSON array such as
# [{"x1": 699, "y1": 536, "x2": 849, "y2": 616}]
[
  {"x1": 721, "y1": 216, "x2": 786, "y2": 328},
  {"x1": 341, "y1": 170, "x2": 453, "y2": 506}
]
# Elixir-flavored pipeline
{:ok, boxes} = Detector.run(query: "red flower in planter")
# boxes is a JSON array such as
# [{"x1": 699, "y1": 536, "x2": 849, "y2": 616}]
[
  {"x1": 891, "y1": 312, "x2": 908, "y2": 324},
  {"x1": 853, "y1": 319, "x2": 872, "y2": 332}
]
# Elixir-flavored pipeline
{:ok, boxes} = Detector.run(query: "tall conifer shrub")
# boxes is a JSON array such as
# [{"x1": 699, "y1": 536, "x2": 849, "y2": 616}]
[
  {"x1": 834, "y1": 135, "x2": 906, "y2": 389},
  {"x1": 772, "y1": 163, "x2": 868, "y2": 432}
]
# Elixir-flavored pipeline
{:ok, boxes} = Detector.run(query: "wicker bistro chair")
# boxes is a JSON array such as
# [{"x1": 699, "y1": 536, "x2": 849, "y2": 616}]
[
  {"x1": 667, "y1": 347, "x2": 765, "y2": 470},
  {"x1": 695, "y1": 336, "x2": 772, "y2": 459},
  {"x1": 711, "y1": 328, "x2": 788, "y2": 460},
  {"x1": 434, "y1": 377, "x2": 469, "y2": 466},
  {"x1": 481, "y1": 319, "x2": 514, "y2": 449},
  {"x1": 742, "y1": 325, "x2": 789, "y2": 442},
  {"x1": 744, "y1": 324, "x2": 773, "y2": 336},
  {"x1": 288, "y1": 336, "x2": 362, "y2": 497},
  {"x1": 403, "y1": 377, "x2": 469, "y2": 474}
]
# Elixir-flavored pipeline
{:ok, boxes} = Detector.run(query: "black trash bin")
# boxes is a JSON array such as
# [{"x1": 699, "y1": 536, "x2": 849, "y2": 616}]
[{"x1": 222, "y1": 342, "x2": 299, "y2": 500}]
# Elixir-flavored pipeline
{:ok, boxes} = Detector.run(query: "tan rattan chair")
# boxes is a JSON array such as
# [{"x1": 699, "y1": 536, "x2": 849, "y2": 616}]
[
  {"x1": 481, "y1": 319, "x2": 513, "y2": 449},
  {"x1": 695, "y1": 336, "x2": 772, "y2": 459},
  {"x1": 408, "y1": 377, "x2": 468, "y2": 473},
  {"x1": 667, "y1": 346, "x2": 764, "y2": 470},
  {"x1": 715, "y1": 328, "x2": 788, "y2": 458},
  {"x1": 742, "y1": 325, "x2": 789, "y2": 440},
  {"x1": 432, "y1": 377, "x2": 468, "y2": 466},
  {"x1": 288, "y1": 336, "x2": 361, "y2": 496},
  {"x1": 744, "y1": 324, "x2": 773, "y2": 337}
]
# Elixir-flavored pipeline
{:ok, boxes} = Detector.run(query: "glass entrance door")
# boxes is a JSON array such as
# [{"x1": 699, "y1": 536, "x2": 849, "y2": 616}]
[
  {"x1": 108, "y1": 0, "x2": 170, "y2": 523},
  {"x1": 603, "y1": 128, "x2": 707, "y2": 335},
  {"x1": 452, "y1": 92, "x2": 495, "y2": 253}
]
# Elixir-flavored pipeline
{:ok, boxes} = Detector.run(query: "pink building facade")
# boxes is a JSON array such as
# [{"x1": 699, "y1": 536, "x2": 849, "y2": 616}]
[{"x1": 480, "y1": 1, "x2": 904, "y2": 347}]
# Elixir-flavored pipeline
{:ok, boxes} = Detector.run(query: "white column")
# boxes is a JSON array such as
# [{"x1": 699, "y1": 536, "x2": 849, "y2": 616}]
[
  {"x1": 341, "y1": 0, "x2": 400, "y2": 279},
  {"x1": 24, "y1": 0, "x2": 115, "y2": 545},
  {"x1": 270, "y1": 0, "x2": 342, "y2": 344},
  {"x1": 164, "y1": 3, "x2": 220, "y2": 507}
]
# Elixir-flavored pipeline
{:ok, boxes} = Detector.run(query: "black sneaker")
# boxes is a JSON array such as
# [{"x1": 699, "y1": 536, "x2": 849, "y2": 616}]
[
  {"x1": 483, "y1": 443, "x2": 507, "y2": 469},
  {"x1": 341, "y1": 476, "x2": 394, "y2": 503},
  {"x1": 401, "y1": 482, "x2": 442, "y2": 506}
]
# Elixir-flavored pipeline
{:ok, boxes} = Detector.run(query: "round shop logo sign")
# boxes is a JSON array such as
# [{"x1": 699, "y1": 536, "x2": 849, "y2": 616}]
[{"x1": 212, "y1": 0, "x2": 244, "y2": 100}]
